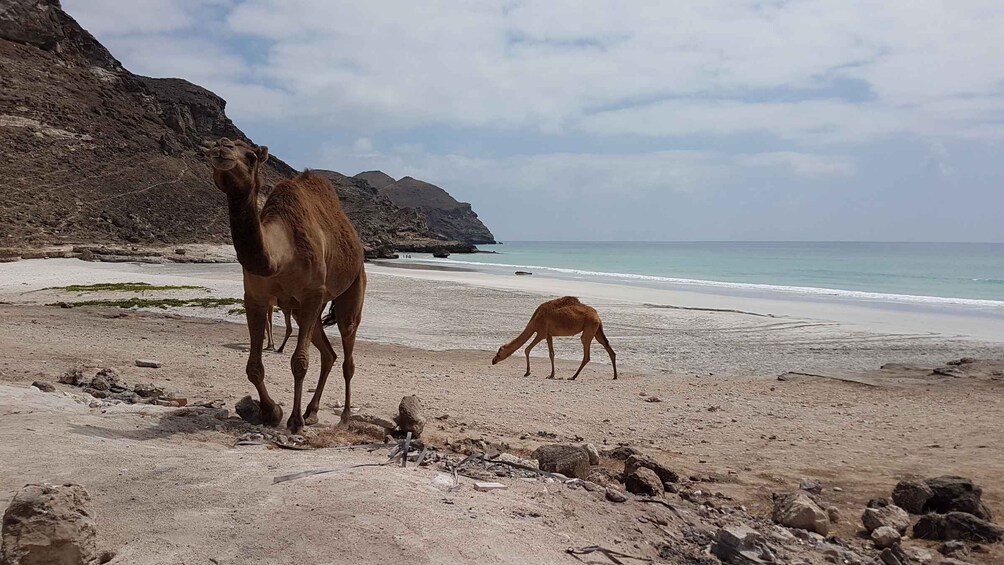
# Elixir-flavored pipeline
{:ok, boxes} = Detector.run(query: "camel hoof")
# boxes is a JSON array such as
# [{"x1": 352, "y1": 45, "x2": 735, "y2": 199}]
[
  {"x1": 287, "y1": 413, "x2": 305, "y2": 433},
  {"x1": 303, "y1": 411, "x2": 319, "y2": 426},
  {"x1": 338, "y1": 410, "x2": 352, "y2": 426},
  {"x1": 262, "y1": 402, "x2": 283, "y2": 427}
]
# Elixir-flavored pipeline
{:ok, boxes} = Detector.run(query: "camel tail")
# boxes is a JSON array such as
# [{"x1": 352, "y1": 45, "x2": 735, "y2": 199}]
[{"x1": 321, "y1": 302, "x2": 338, "y2": 327}]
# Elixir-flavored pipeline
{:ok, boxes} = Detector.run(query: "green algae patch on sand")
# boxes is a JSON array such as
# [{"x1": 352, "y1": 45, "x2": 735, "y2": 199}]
[
  {"x1": 50, "y1": 297, "x2": 242, "y2": 309},
  {"x1": 48, "y1": 282, "x2": 208, "y2": 293}
]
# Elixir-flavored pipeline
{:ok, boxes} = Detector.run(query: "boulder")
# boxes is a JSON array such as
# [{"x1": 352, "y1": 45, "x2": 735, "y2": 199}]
[
  {"x1": 531, "y1": 444, "x2": 591, "y2": 479},
  {"x1": 913, "y1": 512, "x2": 1003, "y2": 543},
  {"x1": 134, "y1": 359, "x2": 162, "y2": 368},
  {"x1": 624, "y1": 454, "x2": 679, "y2": 484},
  {"x1": 939, "y1": 540, "x2": 968, "y2": 558},
  {"x1": 1, "y1": 483, "x2": 98, "y2": 565},
  {"x1": 892, "y1": 479, "x2": 933, "y2": 514},
  {"x1": 394, "y1": 395, "x2": 426, "y2": 438},
  {"x1": 771, "y1": 492, "x2": 829, "y2": 535},
  {"x1": 583, "y1": 443, "x2": 600, "y2": 466},
  {"x1": 711, "y1": 525, "x2": 772, "y2": 564},
  {"x1": 58, "y1": 366, "x2": 86, "y2": 386},
  {"x1": 826, "y1": 506, "x2": 841, "y2": 523},
  {"x1": 624, "y1": 467, "x2": 663, "y2": 496},
  {"x1": 871, "y1": 525, "x2": 901, "y2": 549},
  {"x1": 862, "y1": 504, "x2": 910, "y2": 534},
  {"x1": 924, "y1": 476, "x2": 992, "y2": 520}
]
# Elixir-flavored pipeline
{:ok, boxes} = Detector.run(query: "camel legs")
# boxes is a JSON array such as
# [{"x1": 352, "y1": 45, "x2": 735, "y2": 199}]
[
  {"x1": 303, "y1": 321, "x2": 337, "y2": 426},
  {"x1": 569, "y1": 327, "x2": 597, "y2": 381},
  {"x1": 546, "y1": 336, "x2": 555, "y2": 379},
  {"x1": 264, "y1": 304, "x2": 275, "y2": 350},
  {"x1": 244, "y1": 298, "x2": 282, "y2": 426},
  {"x1": 328, "y1": 272, "x2": 366, "y2": 424},
  {"x1": 275, "y1": 307, "x2": 293, "y2": 353},
  {"x1": 595, "y1": 325, "x2": 618, "y2": 380},
  {"x1": 287, "y1": 294, "x2": 325, "y2": 433},
  {"x1": 524, "y1": 333, "x2": 544, "y2": 377}
]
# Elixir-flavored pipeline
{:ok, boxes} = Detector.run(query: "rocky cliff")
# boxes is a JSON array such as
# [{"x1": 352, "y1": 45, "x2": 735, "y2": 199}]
[
  {"x1": 355, "y1": 172, "x2": 496, "y2": 244},
  {"x1": 0, "y1": 0, "x2": 488, "y2": 255}
]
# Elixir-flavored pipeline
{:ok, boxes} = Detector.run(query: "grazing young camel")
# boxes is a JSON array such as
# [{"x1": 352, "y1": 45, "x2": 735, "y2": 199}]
[
  {"x1": 209, "y1": 137, "x2": 366, "y2": 432},
  {"x1": 492, "y1": 296, "x2": 617, "y2": 380}
]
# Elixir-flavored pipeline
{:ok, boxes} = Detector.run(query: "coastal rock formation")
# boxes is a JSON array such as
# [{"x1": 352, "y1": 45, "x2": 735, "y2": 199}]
[
  {"x1": 1, "y1": 483, "x2": 99, "y2": 565},
  {"x1": 0, "y1": 0, "x2": 490, "y2": 254},
  {"x1": 355, "y1": 172, "x2": 496, "y2": 244}
]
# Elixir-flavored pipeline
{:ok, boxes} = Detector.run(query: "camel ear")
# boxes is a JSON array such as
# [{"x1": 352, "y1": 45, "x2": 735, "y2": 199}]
[{"x1": 256, "y1": 145, "x2": 269, "y2": 164}]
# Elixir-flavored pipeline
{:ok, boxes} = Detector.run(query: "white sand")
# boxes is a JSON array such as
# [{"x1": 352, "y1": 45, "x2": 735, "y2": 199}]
[{"x1": 2, "y1": 258, "x2": 1002, "y2": 376}]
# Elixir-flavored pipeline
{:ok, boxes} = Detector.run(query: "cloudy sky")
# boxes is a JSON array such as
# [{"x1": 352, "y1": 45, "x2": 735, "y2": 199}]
[{"x1": 64, "y1": 1, "x2": 1004, "y2": 242}]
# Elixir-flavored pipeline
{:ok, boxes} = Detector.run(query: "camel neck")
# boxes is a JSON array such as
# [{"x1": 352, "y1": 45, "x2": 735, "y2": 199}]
[{"x1": 226, "y1": 192, "x2": 276, "y2": 277}]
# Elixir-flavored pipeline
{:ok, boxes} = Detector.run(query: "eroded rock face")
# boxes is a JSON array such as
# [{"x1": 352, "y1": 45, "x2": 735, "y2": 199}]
[
  {"x1": 924, "y1": 476, "x2": 993, "y2": 520},
  {"x1": 1, "y1": 483, "x2": 98, "y2": 565},
  {"x1": 913, "y1": 512, "x2": 1004, "y2": 543},
  {"x1": 771, "y1": 492, "x2": 829, "y2": 536},
  {"x1": 862, "y1": 504, "x2": 910, "y2": 534},
  {"x1": 871, "y1": 525, "x2": 901, "y2": 549},
  {"x1": 531, "y1": 444, "x2": 591, "y2": 479}
]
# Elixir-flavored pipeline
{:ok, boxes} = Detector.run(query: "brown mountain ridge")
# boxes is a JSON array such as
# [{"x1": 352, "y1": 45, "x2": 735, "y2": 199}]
[{"x1": 0, "y1": 0, "x2": 491, "y2": 256}]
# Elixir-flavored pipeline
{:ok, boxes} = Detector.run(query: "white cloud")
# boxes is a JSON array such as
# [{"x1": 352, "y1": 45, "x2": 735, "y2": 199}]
[{"x1": 738, "y1": 152, "x2": 855, "y2": 177}]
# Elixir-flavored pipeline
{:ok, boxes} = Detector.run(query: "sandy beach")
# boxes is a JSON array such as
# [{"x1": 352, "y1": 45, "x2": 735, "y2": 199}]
[{"x1": 1, "y1": 257, "x2": 1003, "y2": 563}]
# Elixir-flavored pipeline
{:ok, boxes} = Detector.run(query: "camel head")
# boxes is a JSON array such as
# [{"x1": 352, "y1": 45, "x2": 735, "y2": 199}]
[
  {"x1": 492, "y1": 344, "x2": 511, "y2": 365},
  {"x1": 207, "y1": 137, "x2": 269, "y2": 196}
]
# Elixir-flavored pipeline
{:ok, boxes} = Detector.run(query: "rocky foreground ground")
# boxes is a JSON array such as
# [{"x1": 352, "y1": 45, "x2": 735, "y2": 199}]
[{"x1": 0, "y1": 303, "x2": 1002, "y2": 563}]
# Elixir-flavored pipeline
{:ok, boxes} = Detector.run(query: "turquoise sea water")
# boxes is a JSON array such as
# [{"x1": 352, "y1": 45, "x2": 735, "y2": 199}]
[{"x1": 430, "y1": 242, "x2": 1004, "y2": 306}]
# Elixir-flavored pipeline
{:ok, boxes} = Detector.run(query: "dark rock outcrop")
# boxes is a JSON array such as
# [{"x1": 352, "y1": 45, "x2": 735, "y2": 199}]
[
  {"x1": 913, "y1": 512, "x2": 1003, "y2": 543},
  {"x1": 891, "y1": 479, "x2": 934, "y2": 514},
  {"x1": 357, "y1": 172, "x2": 495, "y2": 244},
  {"x1": 923, "y1": 476, "x2": 993, "y2": 520}
]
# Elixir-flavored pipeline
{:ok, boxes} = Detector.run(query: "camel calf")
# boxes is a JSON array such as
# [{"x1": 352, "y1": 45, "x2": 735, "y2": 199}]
[{"x1": 492, "y1": 296, "x2": 617, "y2": 380}]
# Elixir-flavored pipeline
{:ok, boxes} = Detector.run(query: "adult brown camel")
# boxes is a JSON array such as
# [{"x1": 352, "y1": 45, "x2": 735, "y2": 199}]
[
  {"x1": 492, "y1": 296, "x2": 617, "y2": 380},
  {"x1": 208, "y1": 137, "x2": 366, "y2": 432}
]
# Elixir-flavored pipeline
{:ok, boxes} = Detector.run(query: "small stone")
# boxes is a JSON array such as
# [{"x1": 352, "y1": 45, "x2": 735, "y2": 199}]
[
  {"x1": 827, "y1": 506, "x2": 841, "y2": 523},
  {"x1": 532, "y1": 444, "x2": 591, "y2": 479},
  {"x1": 772, "y1": 491, "x2": 829, "y2": 535},
  {"x1": 133, "y1": 383, "x2": 164, "y2": 398},
  {"x1": 89, "y1": 373, "x2": 111, "y2": 391},
  {"x1": 604, "y1": 446, "x2": 641, "y2": 460},
  {"x1": 624, "y1": 467, "x2": 663, "y2": 496},
  {"x1": 872, "y1": 526, "x2": 901, "y2": 549},
  {"x1": 799, "y1": 478, "x2": 823, "y2": 494},
  {"x1": 394, "y1": 395, "x2": 426, "y2": 438},
  {"x1": 605, "y1": 488, "x2": 627, "y2": 503},
  {"x1": 644, "y1": 396, "x2": 662, "y2": 403},
  {"x1": 31, "y1": 381, "x2": 55, "y2": 393},
  {"x1": 582, "y1": 481, "x2": 601, "y2": 492},
  {"x1": 862, "y1": 504, "x2": 910, "y2": 534},
  {"x1": 82, "y1": 388, "x2": 108, "y2": 399},
  {"x1": 58, "y1": 365, "x2": 86, "y2": 386},
  {"x1": 583, "y1": 443, "x2": 600, "y2": 465},
  {"x1": 939, "y1": 541, "x2": 967, "y2": 557},
  {"x1": 135, "y1": 359, "x2": 162, "y2": 368},
  {"x1": 892, "y1": 479, "x2": 933, "y2": 514},
  {"x1": 624, "y1": 454, "x2": 679, "y2": 483},
  {"x1": 235, "y1": 395, "x2": 263, "y2": 425},
  {"x1": 474, "y1": 482, "x2": 507, "y2": 492}
]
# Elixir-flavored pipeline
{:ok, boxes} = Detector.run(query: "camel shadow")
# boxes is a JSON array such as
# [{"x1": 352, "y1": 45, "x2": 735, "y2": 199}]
[{"x1": 67, "y1": 406, "x2": 258, "y2": 442}]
